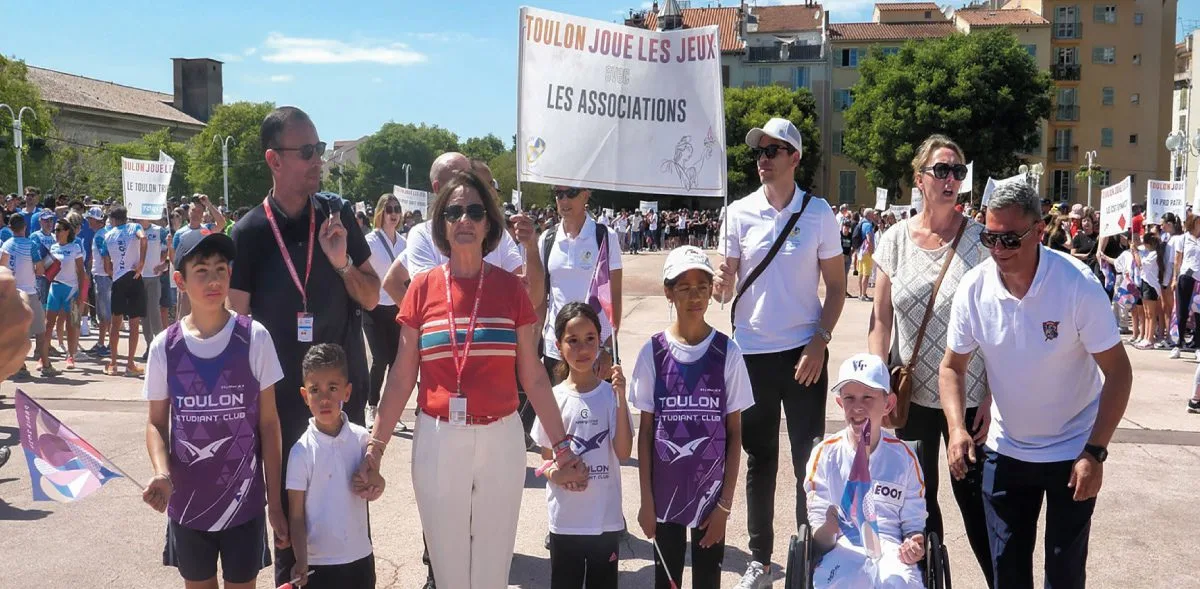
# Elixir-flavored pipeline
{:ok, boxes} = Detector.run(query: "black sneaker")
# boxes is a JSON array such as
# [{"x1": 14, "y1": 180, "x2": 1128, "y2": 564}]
[{"x1": 1188, "y1": 399, "x2": 1200, "y2": 414}]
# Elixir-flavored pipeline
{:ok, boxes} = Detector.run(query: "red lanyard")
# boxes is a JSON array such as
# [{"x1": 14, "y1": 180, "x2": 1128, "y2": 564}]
[
  {"x1": 443, "y1": 263, "x2": 487, "y2": 397},
  {"x1": 263, "y1": 195, "x2": 316, "y2": 311}
]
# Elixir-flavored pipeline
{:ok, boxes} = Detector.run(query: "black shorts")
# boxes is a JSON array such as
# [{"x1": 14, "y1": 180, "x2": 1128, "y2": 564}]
[
  {"x1": 305, "y1": 553, "x2": 376, "y2": 589},
  {"x1": 164, "y1": 514, "x2": 271, "y2": 583},
  {"x1": 1139, "y1": 281, "x2": 1160, "y2": 302},
  {"x1": 111, "y1": 272, "x2": 146, "y2": 318}
]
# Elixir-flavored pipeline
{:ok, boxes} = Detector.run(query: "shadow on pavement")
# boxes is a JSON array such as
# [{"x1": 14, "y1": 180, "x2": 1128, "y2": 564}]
[{"x1": 0, "y1": 498, "x2": 51, "y2": 521}]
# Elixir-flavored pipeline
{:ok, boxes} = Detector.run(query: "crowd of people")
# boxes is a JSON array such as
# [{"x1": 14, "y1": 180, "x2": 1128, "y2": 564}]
[{"x1": 0, "y1": 109, "x2": 1183, "y2": 589}]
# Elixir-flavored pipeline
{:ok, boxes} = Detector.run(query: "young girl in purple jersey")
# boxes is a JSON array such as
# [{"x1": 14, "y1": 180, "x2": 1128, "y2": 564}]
[{"x1": 628, "y1": 246, "x2": 755, "y2": 589}]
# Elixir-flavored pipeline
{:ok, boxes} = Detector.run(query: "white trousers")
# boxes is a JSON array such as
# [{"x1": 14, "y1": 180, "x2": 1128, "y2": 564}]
[
  {"x1": 412, "y1": 412, "x2": 526, "y2": 589},
  {"x1": 813, "y1": 537, "x2": 923, "y2": 589}
]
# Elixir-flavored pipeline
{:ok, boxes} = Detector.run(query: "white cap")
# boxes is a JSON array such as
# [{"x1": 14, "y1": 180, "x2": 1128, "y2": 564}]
[
  {"x1": 832, "y1": 353, "x2": 890, "y2": 395},
  {"x1": 85, "y1": 206, "x2": 104, "y2": 221},
  {"x1": 663, "y1": 245, "x2": 715, "y2": 281},
  {"x1": 745, "y1": 117, "x2": 803, "y2": 157}
]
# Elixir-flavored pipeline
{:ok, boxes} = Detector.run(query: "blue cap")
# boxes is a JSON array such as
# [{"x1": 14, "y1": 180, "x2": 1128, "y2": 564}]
[{"x1": 37, "y1": 210, "x2": 56, "y2": 222}]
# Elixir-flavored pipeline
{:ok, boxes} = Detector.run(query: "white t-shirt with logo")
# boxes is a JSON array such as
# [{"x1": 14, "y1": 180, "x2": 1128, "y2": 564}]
[
  {"x1": 141, "y1": 224, "x2": 169, "y2": 278},
  {"x1": 100, "y1": 223, "x2": 145, "y2": 280},
  {"x1": 719, "y1": 186, "x2": 843, "y2": 354},
  {"x1": 627, "y1": 329, "x2": 755, "y2": 416},
  {"x1": 144, "y1": 310, "x2": 284, "y2": 401},
  {"x1": 531, "y1": 381, "x2": 631, "y2": 535},
  {"x1": 49, "y1": 241, "x2": 85, "y2": 288},
  {"x1": 947, "y1": 247, "x2": 1121, "y2": 462},
  {"x1": 538, "y1": 217, "x2": 623, "y2": 360}
]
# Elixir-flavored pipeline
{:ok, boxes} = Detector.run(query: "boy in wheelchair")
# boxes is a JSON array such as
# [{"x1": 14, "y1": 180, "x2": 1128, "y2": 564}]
[{"x1": 803, "y1": 354, "x2": 927, "y2": 589}]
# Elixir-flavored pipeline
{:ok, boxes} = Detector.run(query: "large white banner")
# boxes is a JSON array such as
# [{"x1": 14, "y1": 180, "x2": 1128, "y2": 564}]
[
  {"x1": 1099, "y1": 176, "x2": 1133, "y2": 238},
  {"x1": 910, "y1": 187, "x2": 923, "y2": 213},
  {"x1": 958, "y1": 161, "x2": 974, "y2": 194},
  {"x1": 874, "y1": 187, "x2": 888, "y2": 211},
  {"x1": 122, "y1": 151, "x2": 175, "y2": 220},
  {"x1": 517, "y1": 6, "x2": 727, "y2": 196},
  {"x1": 639, "y1": 200, "x2": 658, "y2": 214},
  {"x1": 393, "y1": 186, "x2": 431, "y2": 216},
  {"x1": 1146, "y1": 180, "x2": 1185, "y2": 225}
]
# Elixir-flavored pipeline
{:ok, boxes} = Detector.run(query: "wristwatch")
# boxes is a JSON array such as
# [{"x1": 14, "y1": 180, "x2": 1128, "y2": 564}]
[
  {"x1": 1083, "y1": 444, "x2": 1108, "y2": 463},
  {"x1": 816, "y1": 327, "x2": 832, "y2": 344},
  {"x1": 335, "y1": 260, "x2": 353, "y2": 276}
]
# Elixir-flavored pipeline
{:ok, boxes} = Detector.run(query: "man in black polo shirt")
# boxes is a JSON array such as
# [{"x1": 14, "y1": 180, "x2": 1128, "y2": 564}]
[{"x1": 228, "y1": 106, "x2": 381, "y2": 585}]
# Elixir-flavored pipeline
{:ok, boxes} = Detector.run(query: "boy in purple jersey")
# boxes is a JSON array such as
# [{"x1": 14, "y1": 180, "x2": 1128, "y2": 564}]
[
  {"x1": 142, "y1": 229, "x2": 289, "y2": 588},
  {"x1": 628, "y1": 246, "x2": 755, "y2": 589}
]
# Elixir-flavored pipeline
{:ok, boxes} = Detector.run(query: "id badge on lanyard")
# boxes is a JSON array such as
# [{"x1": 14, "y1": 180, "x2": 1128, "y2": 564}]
[
  {"x1": 263, "y1": 195, "x2": 317, "y2": 343},
  {"x1": 448, "y1": 396, "x2": 468, "y2": 426},
  {"x1": 444, "y1": 264, "x2": 486, "y2": 426},
  {"x1": 297, "y1": 313, "x2": 314, "y2": 343}
]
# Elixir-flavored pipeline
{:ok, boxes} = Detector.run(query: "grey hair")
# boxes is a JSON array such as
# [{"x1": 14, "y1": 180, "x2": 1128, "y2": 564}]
[{"x1": 987, "y1": 182, "x2": 1040, "y2": 222}]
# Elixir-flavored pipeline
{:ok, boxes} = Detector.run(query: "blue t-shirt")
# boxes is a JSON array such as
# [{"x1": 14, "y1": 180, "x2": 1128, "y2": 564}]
[
  {"x1": 30, "y1": 229, "x2": 56, "y2": 259},
  {"x1": 0, "y1": 226, "x2": 12, "y2": 244},
  {"x1": 91, "y1": 227, "x2": 111, "y2": 277},
  {"x1": 19, "y1": 208, "x2": 41, "y2": 232},
  {"x1": 99, "y1": 223, "x2": 145, "y2": 280},
  {"x1": 1, "y1": 236, "x2": 40, "y2": 295},
  {"x1": 173, "y1": 223, "x2": 216, "y2": 251},
  {"x1": 78, "y1": 223, "x2": 95, "y2": 268}
]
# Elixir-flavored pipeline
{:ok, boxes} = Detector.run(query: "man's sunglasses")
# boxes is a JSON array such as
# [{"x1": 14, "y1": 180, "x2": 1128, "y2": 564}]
[
  {"x1": 921, "y1": 162, "x2": 970, "y2": 181},
  {"x1": 979, "y1": 223, "x2": 1039, "y2": 250},
  {"x1": 751, "y1": 144, "x2": 796, "y2": 160},
  {"x1": 444, "y1": 203, "x2": 487, "y2": 223},
  {"x1": 553, "y1": 188, "x2": 583, "y2": 200},
  {"x1": 272, "y1": 141, "x2": 327, "y2": 161}
]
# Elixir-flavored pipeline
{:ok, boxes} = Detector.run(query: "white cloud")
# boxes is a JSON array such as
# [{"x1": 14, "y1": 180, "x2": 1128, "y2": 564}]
[
  {"x1": 244, "y1": 47, "x2": 257, "y2": 56},
  {"x1": 261, "y1": 32, "x2": 427, "y2": 65},
  {"x1": 410, "y1": 31, "x2": 485, "y2": 43},
  {"x1": 218, "y1": 53, "x2": 243, "y2": 63},
  {"x1": 269, "y1": 74, "x2": 294, "y2": 83}
]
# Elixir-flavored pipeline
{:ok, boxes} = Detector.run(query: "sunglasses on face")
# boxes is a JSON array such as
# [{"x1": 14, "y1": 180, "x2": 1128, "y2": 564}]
[
  {"x1": 443, "y1": 203, "x2": 487, "y2": 223},
  {"x1": 979, "y1": 223, "x2": 1039, "y2": 250},
  {"x1": 752, "y1": 144, "x2": 795, "y2": 160},
  {"x1": 921, "y1": 162, "x2": 970, "y2": 181},
  {"x1": 553, "y1": 188, "x2": 582, "y2": 200},
  {"x1": 55, "y1": 227, "x2": 69, "y2": 233},
  {"x1": 273, "y1": 141, "x2": 327, "y2": 161},
  {"x1": 384, "y1": 205, "x2": 401, "y2": 214}
]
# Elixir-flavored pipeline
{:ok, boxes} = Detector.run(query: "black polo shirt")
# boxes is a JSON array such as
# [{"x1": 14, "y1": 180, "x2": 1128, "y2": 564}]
[{"x1": 230, "y1": 192, "x2": 372, "y2": 440}]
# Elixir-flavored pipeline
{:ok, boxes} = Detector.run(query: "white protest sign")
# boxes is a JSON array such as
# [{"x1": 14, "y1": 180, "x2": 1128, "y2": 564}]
[
  {"x1": 511, "y1": 190, "x2": 522, "y2": 212},
  {"x1": 355, "y1": 201, "x2": 367, "y2": 214},
  {"x1": 981, "y1": 173, "x2": 1026, "y2": 207},
  {"x1": 910, "y1": 187, "x2": 923, "y2": 213},
  {"x1": 874, "y1": 187, "x2": 888, "y2": 211},
  {"x1": 639, "y1": 200, "x2": 659, "y2": 214},
  {"x1": 1146, "y1": 180, "x2": 1185, "y2": 225},
  {"x1": 1099, "y1": 176, "x2": 1133, "y2": 238},
  {"x1": 122, "y1": 151, "x2": 175, "y2": 220},
  {"x1": 393, "y1": 185, "x2": 432, "y2": 216},
  {"x1": 518, "y1": 6, "x2": 727, "y2": 196},
  {"x1": 958, "y1": 161, "x2": 974, "y2": 194}
]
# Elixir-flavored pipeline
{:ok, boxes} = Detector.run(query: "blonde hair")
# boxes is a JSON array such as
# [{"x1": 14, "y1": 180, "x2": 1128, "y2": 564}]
[
  {"x1": 911, "y1": 134, "x2": 967, "y2": 188},
  {"x1": 372, "y1": 193, "x2": 400, "y2": 230}
]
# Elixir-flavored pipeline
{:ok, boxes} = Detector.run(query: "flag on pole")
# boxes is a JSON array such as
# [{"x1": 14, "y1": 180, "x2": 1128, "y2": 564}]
[
  {"x1": 587, "y1": 232, "x2": 615, "y2": 325},
  {"x1": 838, "y1": 419, "x2": 881, "y2": 557},
  {"x1": 15, "y1": 390, "x2": 123, "y2": 502}
]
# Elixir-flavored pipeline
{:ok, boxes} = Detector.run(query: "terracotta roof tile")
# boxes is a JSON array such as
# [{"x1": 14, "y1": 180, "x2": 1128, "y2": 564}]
[
  {"x1": 26, "y1": 66, "x2": 204, "y2": 127},
  {"x1": 829, "y1": 22, "x2": 956, "y2": 41},
  {"x1": 644, "y1": 7, "x2": 743, "y2": 53},
  {"x1": 875, "y1": 2, "x2": 939, "y2": 11},
  {"x1": 753, "y1": 4, "x2": 824, "y2": 33},
  {"x1": 956, "y1": 8, "x2": 1048, "y2": 27}
]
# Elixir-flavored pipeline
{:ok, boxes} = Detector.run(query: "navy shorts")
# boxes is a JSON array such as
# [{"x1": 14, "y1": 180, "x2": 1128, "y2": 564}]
[
  {"x1": 304, "y1": 553, "x2": 376, "y2": 589},
  {"x1": 163, "y1": 514, "x2": 271, "y2": 583}
]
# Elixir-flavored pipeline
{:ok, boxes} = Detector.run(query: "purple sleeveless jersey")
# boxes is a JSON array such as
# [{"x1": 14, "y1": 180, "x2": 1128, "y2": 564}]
[
  {"x1": 166, "y1": 315, "x2": 265, "y2": 531},
  {"x1": 650, "y1": 331, "x2": 728, "y2": 527}
]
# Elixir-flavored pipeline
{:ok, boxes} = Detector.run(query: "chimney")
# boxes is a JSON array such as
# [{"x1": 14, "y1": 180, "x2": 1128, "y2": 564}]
[{"x1": 172, "y1": 58, "x2": 224, "y2": 123}]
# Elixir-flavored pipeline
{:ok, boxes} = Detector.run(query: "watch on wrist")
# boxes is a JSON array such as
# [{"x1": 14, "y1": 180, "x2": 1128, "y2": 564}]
[
  {"x1": 336, "y1": 260, "x2": 352, "y2": 276},
  {"x1": 1083, "y1": 444, "x2": 1107, "y2": 463},
  {"x1": 816, "y1": 327, "x2": 832, "y2": 344}
]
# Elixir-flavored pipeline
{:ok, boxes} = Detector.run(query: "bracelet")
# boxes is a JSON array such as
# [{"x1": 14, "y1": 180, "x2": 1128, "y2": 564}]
[
  {"x1": 553, "y1": 439, "x2": 572, "y2": 455},
  {"x1": 716, "y1": 500, "x2": 732, "y2": 513},
  {"x1": 535, "y1": 459, "x2": 556, "y2": 478},
  {"x1": 368, "y1": 437, "x2": 388, "y2": 448}
]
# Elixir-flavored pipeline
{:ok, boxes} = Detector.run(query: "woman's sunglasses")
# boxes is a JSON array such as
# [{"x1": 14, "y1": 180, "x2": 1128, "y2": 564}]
[
  {"x1": 979, "y1": 223, "x2": 1038, "y2": 250},
  {"x1": 921, "y1": 162, "x2": 969, "y2": 181},
  {"x1": 444, "y1": 204, "x2": 486, "y2": 223},
  {"x1": 272, "y1": 141, "x2": 327, "y2": 161},
  {"x1": 383, "y1": 205, "x2": 401, "y2": 214}
]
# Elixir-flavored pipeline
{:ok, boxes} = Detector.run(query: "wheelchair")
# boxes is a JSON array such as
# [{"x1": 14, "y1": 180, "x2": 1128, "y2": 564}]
[{"x1": 783, "y1": 439, "x2": 952, "y2": 589}]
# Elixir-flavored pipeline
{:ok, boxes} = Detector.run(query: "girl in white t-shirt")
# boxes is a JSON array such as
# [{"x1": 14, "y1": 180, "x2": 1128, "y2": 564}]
[
  {"x1": 532, "y1": 302, "x2": 633, "y2": 589},
  {"x1": 1134, "y1": 232, "x2": 1166, "y2": 349}
]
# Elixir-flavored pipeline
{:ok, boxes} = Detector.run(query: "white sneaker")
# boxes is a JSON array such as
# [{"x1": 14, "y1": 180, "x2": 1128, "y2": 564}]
[
  {"x1": 1170, "y1": 347, "x2": 1182, "y2": 359},
  {"x1": 735, "y1": 561, "x2": 772, "y2": 589},
  {"x1": 365, "y1": 405, "x2": 376, "y2": 430}
]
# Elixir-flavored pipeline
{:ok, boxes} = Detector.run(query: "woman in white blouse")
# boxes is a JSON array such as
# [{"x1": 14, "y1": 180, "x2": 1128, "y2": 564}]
[
  {"x1": 363, "y1": 193, "x2": 407, "y2": 427},
  {"x1": 1172, "y1": 213, "x2": 1200, "y2": 358}
]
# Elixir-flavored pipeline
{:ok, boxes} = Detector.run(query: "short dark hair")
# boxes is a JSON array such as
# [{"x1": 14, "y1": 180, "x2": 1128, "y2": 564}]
[
  {"x1": 234, "y1": 206, "x2": 250, "y2": 220},
  {"x1": 108, "y1": 206, "x2": 128, "y2": 224},
  {"x1": 55, "y1": 219, "x2": 76, "y2": 242},
  {"x1": 302, "y1": 343, "x2": 348, "y2": 382},
  {"x1": 178, "y1": 240, "x2": 233, "y2": 278},
  {"x1": 23, "y1": 186, "x2": 40, "y2": 197},
  {"x1": 9, "y1": 214, "x2": 26, "y2": 233},
  {"x1": 429, "y1": 170, "x2": 504, "y2": 258},
  {"x1": 260, "y1": 106, "x2": 313, "y2": 152}
]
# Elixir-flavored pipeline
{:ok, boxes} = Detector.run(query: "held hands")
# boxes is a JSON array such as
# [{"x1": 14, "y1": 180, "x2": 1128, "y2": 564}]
[
  {"x1": 269, "y1": 505, "x2": 290, "y2": 548},
  {"x1": 141, "y1": 473, "x2": 172, "y2": 513},
  {"x1": 638, "y1": 502, "x2": 657, "y2": 539},
  {"x1": 319, "y1": 217, "x2": 350, "y2": 270},
  {"x1": 548, "y1": 463, "x2": 589, "y2": 492},
  {"x1": 899, "y1": 533, "x2": 926, "y2": 565},
  {"x1": 1068, "y1": 453, "x2": 1103, "y2": 501},
  {"x1": 947, "y1": 428, "x2": 976, "y2": 481},
  {"x1": 353, "y1": 450, "x2": 385, "y2": 500}
]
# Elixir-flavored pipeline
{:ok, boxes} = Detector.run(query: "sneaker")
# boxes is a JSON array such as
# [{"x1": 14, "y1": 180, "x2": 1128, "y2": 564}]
[
  {"x1": 0, "y1": 445, "x2": 10, "y2": 470},
  {"x1": 365, "y1": 405, "x2": 376, "y2": 431},
  {"x1": 1171, "y1": 347, "x2": 1183, "y2": 359},
  {"x1": 40, "y1": 365, "x2": 61, "y2": 378},
  {"x1": 48, "y1": 345, "x2": 63, "y2": 357},
  {"x1": 1189, "y1": 399, "x2": 1200, "y2": 414},
  {"x1": 13, "y1": 366, "x2": 31, "y2": 380},
  {"x1": 85, "y1": 342, "x2": 103, "y2": 355},
  {"x1": 735, "y1": 561, "x2": 771, "y2": 589}
]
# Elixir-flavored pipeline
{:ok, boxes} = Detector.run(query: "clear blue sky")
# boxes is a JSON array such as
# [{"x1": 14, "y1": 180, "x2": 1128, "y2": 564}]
[{"x1": 6, "y1": 0, "x2": 1197, "y2": 146}]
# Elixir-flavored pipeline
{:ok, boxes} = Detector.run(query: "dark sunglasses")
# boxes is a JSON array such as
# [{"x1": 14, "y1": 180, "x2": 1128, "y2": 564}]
[
  {"x1": 383, "y1": 205, "x2": 401, "y2": 214},
  {"x1": 921, "y1": 162, "x2": 970, "y2": 181},
  {"x1": 979, "y1": 223, "x2": 1039, "y2": 250},
  {"x1": 54, "y1": 227, "x2": 69, "y2": 233},
  {"x1": 751, "y1": 144, "x2": 796, "y2": 160},
  {"x1": 444, "y1": 203, "x2": 487, "y2": 223},
  {"x1": 273, "y1": 141, "x2": 327, "y2": 161},
  {"x1": 553, "y1": 188, "x2": 582, "y2": 200}
]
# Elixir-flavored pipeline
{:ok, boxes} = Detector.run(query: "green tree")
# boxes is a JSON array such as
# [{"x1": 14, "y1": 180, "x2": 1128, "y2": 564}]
[
  {"x1": 51, "y1": 128, "x2": 190, "y2": 201},
  {"x1": 186, "y1": 101, "x2": 275, "y2": 209},
  {"x1": 842, "y1": 30, "x2": 1052, "y2": 197},
  {"x1": 724, "y1": 85, "x2": 822, "y2": 199},
  {"x1": 354, "y1": 122, "x2": 459, "y2": 199},
  {"x1": 0, "y1": 56, "x2": 58, "y2": 193},
  {"x1": 487, "y1": 149, "x2": 551, "y2": 209},
  {"x1": 462, "y1": 134, "x2": 507, "y2": 163}
]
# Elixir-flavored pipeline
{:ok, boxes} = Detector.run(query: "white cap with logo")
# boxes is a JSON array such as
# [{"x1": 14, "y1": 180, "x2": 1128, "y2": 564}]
[
  {"x1": 663, "y1": 245, "x2": 715, "y2": 281},
  {"x1": 745, "y1": 117, "x2": 803, "y2": 158},
  {"x1": 832, "y1": 353, "x2": 891, "y2": 395}
]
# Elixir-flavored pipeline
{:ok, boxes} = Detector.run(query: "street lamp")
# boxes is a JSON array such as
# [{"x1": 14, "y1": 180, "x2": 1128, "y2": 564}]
[
  {"x1": 0, "y1": 104, "x2": 36, "y2": 193},
  {"x1": 1084, "y1": 150, "x2": 1098, "y2": 209},
  {"x1": 401, "y1": 163, "x2": 413, "y2": 189},
  {"x1": 1165, "y1": 130, "x2": 1200, "y2": 183},
  {"x1": 1019, "y1": 162, "x2": 1045, "y2": 196},
  {"x1": 212, "y1": 135, "x2": 235, "y2": 208}
]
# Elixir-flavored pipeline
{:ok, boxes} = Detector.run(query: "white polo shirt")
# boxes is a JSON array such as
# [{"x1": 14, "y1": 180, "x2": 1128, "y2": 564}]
[
  {"x1": 285, "y1": 415, "x2": 374, "y2": 566},
  {"x1": 539, "y1": 217, "x2": 623, "y2": 360},
  {"x1": 947, "y1": 247, "x2": 1121, "y2": 463},
  {"x1": 403, "y1": 220, "x2": 524, "y2": 276},
  {"x1": 365, "y1": 229, "x2": 406, "y2": 306},
  {"x1": 719, "y1": 185, "x2": 842, "y2": 354}
]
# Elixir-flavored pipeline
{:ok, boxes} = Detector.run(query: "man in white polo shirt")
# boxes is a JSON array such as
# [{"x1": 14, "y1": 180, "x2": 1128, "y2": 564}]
[
  {"x1": 712, "y1": 117, "x2": 846, "y2": 589},
  {"x1": 940, "y1": 181, "x2": 1132, "y2": 589}
]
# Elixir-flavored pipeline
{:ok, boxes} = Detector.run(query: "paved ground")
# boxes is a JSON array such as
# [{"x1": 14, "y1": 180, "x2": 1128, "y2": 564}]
[{"x1": 2, "y1": 249, "x2": 1199, "y2": 588}]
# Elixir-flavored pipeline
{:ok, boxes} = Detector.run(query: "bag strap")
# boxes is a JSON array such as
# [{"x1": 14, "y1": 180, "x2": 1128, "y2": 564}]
[
  {"x1": 907, "y1": 217, "x2": 968, "y2": 369},
  {"x1": 731, "y1": 191, "x2": 814, "y2": 324},
  {"x1": 373, "y1": 229, "x2": 397, "y2": 262},
  {"x1": 540, "y1": 220, "x2": 607, "y2": 307}
]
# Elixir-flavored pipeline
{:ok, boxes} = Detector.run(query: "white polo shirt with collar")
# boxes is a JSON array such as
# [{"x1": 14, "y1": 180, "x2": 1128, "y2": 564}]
[
  {"x1": 947, "y1": 247, "x2": 1121, "y2": 463},
  {"x1": 719, "y1": 184, "x2": 842, "y2": 354},
  {"x1": 402, "y1": 219, "x2": 524, "y2": 277},
  {"x1": 539, "y1": 216, "x2": 623, "y2": 360}
]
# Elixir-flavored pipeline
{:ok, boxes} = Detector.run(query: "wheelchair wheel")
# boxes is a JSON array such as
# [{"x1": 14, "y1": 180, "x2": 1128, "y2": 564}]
[
  {"x1": 785, "y1": 524, "x2": 814, "y2": 589},
  {"x1": 925, "y1": 531, "x2": 945, "y2": 589}
]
